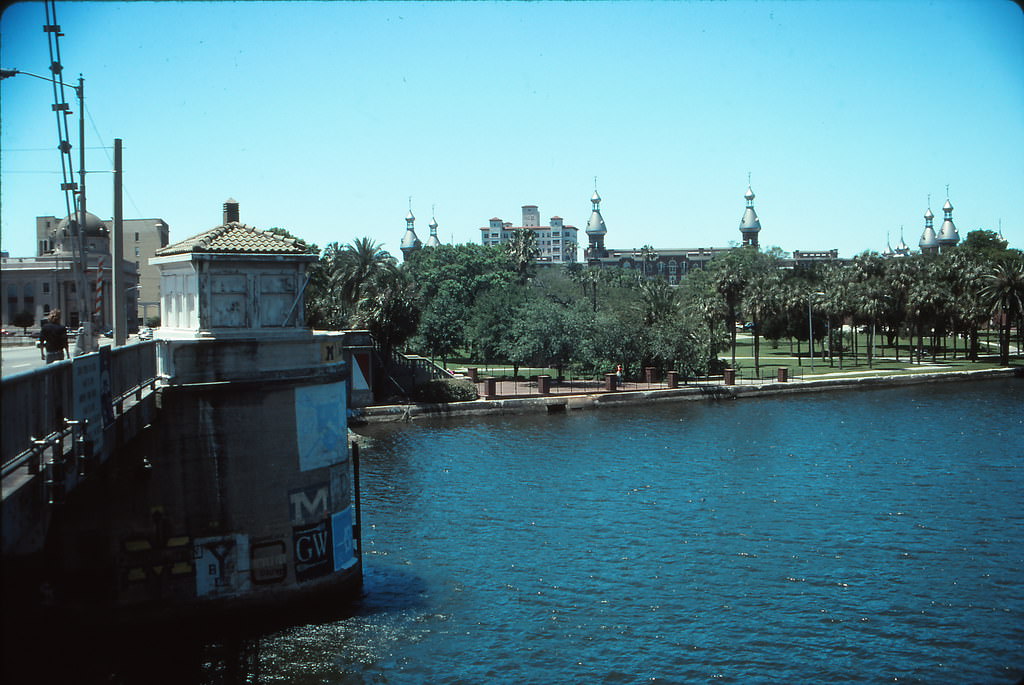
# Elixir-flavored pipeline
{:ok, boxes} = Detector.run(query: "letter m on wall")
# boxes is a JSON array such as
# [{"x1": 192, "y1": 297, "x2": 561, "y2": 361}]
[{"x1": 289, "y1": 483, "x2": 330, "y2": 524}]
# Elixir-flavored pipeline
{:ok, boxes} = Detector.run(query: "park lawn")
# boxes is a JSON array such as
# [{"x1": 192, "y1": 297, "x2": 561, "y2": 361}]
[{"x1": 436, "y1": 332, "x2": 1017, "y2": 383}]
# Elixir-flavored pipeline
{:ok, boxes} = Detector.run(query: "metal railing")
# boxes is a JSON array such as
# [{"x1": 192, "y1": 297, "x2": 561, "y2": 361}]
[{"x1": 1, "y1": 340, "x2": 158, "y2": 468}]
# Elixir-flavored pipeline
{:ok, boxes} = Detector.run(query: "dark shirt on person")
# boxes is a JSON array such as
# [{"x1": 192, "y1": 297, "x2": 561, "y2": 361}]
[{"x1": 40, "y1": 321, "x2": 68, "y2": 360}]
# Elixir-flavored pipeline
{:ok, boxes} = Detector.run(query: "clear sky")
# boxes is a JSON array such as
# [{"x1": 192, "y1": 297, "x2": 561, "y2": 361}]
[{"x1": 2, "y1": 0, "x2": 1022, "y2": 261}]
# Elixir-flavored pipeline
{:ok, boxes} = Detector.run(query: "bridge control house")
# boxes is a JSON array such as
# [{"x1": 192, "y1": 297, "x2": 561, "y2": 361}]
[{"x1": 3, "y1": 200, "x2": 363, "y2": 628}]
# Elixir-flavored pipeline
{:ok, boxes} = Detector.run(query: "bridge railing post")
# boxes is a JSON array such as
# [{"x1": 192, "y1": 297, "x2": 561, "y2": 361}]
[
  {"x1": 29, "y1": 438, "x2": 46, "y2": 476},
  {"x1": 66, "y1": 419, "x2": 89, "y2": 478},
  {"x1": 42, "y1": 433, "x2": 64, "y2": 505}
]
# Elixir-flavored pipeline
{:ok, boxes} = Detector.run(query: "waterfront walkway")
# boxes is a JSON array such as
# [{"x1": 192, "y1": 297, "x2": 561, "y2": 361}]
[{"x1": 351, "y1": 365, "x2": 1020, "y2": 425}]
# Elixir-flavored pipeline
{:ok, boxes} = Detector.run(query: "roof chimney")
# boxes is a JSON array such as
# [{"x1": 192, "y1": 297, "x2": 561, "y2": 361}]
[{"x1": 223, "y1": 198, "x2": 240, "y2": 224}]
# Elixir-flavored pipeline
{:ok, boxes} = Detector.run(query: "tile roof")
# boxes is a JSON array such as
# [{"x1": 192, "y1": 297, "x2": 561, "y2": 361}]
[{"x1": 155, "y1": 222, "x2": 318, "y2": 257}]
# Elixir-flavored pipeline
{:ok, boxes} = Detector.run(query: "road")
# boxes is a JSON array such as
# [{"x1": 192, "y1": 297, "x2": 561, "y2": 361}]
[
  {"x1": 1, "y1": 343, "x2": 48, "y2": 376},
  {"x1": 1, "y1": 337, "x2": 132, "y2": 377}
]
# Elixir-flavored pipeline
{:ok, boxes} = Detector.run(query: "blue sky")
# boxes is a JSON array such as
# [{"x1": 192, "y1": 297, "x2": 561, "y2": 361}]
[{"x1": 2, "y1": 1, "x2": 1022, "y2": 261}]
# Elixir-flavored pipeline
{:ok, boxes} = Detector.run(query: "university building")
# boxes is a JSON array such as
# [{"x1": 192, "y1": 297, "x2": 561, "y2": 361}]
[
  {"x1": 400, "y1": 209, "x2": 444, "y2": 260},
  {"x1": 583, "y1": 185, "x2": 839, "y2": 284}
]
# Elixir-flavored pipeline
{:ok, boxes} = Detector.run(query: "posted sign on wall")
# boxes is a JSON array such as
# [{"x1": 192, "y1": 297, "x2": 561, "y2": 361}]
[{"x1": 72, "y1": 352, "x2": 105, "y2": 458}]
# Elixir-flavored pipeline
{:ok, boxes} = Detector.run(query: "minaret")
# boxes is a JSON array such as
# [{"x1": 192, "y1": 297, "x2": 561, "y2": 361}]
[
  {"x1": 739, "y1": 179, "x2": 761, "y2": 248},
  {"x1": 400, "y1": 201, "x2": 422, "y2": 260},
  {"x1": 883, "y1": 232, "x2": 895, "y2": 258},
  {"x1": 919, "y1": 198, "x2": 939, "y2": 255},
  {"x1": 936, "y1": 189, "x2": 960, "y2": 252},
  {"x1": 425, "y1": 210, "x2": 441, "y2": 248},
  {"x1": 895, "y1": 226, "x2": 910, "y2": 257},
  {"x1": 585, "y1": 184, "x2": 608, "y2": 261}
]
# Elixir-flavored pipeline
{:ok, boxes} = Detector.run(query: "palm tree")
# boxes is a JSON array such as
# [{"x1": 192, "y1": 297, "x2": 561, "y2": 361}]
[
  {"x1": 708, "y1": 250, "x2": 753, "y2": 368},
  {"x1": 506, "y1": 228, "x2": 539, "y2": 282},
  {"x1": 981, "y1": 259, "x2": 1024, "y2": 365},
  {"x1": 682, "y1": 269, "x2": 727, "y2": 374},
  {"x1": 335, "y1": 237, "x2": 395, "y2": 310},
  {"x1": 743, "y1": 268, "x2": 781, "y2": 375},
  {"x1": 638, "y1": 278, "x2": 678, "y2": 326},
  {"x1": 881, "y1": 258, "x2": 917, "y2": 362},
  {"x1": 352, "y1": 266, "x2": 422, "y2": 363}
]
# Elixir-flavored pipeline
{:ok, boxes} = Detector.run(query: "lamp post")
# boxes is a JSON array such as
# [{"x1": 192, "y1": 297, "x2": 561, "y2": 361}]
[{"x1": 809, "y1": 291, "x2": 826, "y2": 373}]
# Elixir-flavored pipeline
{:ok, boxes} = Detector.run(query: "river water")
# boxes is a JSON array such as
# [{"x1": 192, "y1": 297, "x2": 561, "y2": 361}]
[{"x1": 249, "y1": 379, "x2": 1024, "y2": 684}]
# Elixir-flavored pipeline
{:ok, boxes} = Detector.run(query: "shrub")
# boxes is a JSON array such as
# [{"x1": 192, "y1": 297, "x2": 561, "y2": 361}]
[
  {"x1": 412, "y1": 377, "x2": 479, "y2": 403},
  {"x1": 12, "y1": 310, "x2": 34, "y2": 333}
]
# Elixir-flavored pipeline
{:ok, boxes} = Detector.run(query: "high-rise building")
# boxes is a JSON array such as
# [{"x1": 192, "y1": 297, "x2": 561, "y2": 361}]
[{"x1": 479, "y1": 205, "x2": 579, "y2": 263}]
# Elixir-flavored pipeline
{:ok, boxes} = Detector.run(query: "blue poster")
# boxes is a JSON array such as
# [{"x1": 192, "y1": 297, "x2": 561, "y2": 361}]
[{"x1": 332, "y1": 507, "x2": 357, "y2": 571}]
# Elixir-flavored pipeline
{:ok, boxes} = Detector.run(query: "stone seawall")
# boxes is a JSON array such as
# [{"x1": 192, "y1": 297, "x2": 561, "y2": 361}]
[{"x1": 348, "y1": 367, "x2": 1021, "y2": 425}]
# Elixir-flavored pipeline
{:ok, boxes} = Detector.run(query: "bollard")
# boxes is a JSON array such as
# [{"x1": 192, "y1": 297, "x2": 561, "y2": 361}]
[
  {"x1": 484, "y1": 377, "x2": 497, "y2": 399},
  {"x1": 605, "y1": 372, "x2": 618, "y2": 392},
  {"x1": 724, "y1": 368, "x2": 736, "y2": 385},
  {"x1": 666, "y1": 370, "x2": 678, "y2": 389},
  {"x1": 777, "y1": 367, "x2": 788, "y2": 382},
  {"x1": 537, "y1": 375, "x2": 551, "y2": 395}
]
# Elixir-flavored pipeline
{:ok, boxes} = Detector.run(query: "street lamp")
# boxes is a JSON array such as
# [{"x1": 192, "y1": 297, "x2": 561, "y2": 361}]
[
  {"x1": 2, "y1": 67, "x2": 93, "y2": 348},
  {"x1": 809, "y1": 291, "x2": 826, "y2": 373}
]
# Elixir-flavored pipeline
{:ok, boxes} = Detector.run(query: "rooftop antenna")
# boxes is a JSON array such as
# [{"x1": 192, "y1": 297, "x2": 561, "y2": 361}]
[
  {"x1": 594, "y1": 175, "x2": 598, "y2": 190},
  {"x1": 946, "y1": 183, "x2": 950, "y2": 198},
  {"x1": 747, "y1": 171, "x2": 752, "y2": 185}
]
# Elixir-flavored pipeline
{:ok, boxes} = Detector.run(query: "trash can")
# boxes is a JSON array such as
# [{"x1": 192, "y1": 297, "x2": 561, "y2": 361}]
[
  {"x1": 723, "y1": 368, "x2": 736, "y2": 385},
  {"x1": 467, "y1": 367, "x2": 478, "y2": 382},
  {"x1": 537, "y1": 375, "x2": 551, "y2": 395},
  {"x1": 605, "y1": 372, "x2": 618, "y2": 392},
  {"x1": 777, "y1": 367, "x2": 788, "y2": 382},
  {"x1": 666, "y1": 370, "x2": 679, "y2": 389},
  {"x1": 644, "y1": 366, "x2": 657, "y2": 383},
  {"x1": 484, "y1": 377, "x2": 497, "y2": 398}
]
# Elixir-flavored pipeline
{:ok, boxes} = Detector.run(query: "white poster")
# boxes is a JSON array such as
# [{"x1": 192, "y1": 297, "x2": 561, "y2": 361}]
[
  {"x1": 294, "y1": 381, "x2": 347, "y2": 472},
  {"x1": 72, "y1": 352, "x2": 105, "y2": 457},
  {"x1": 194, "y1": 534, "x2": 251, "y2": 598}
]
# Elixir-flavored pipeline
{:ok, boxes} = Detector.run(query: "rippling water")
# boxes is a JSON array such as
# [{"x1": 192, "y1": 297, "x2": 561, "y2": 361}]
[{"x1": 260, "y1": 380, "x2": 1023, "y2": 684}]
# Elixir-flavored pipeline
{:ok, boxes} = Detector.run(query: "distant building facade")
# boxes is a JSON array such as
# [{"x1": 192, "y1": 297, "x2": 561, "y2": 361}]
[
  {"x1": 3, "y1": 211, "x2": 139, "y2": 329},
  {"x1": 35, "y1": 212, "x2": 169, "y2": 323},
  {"x1": 584, "y1": 184, "x2": 839, "y2": 283},
  {"x1": 879, "y1": 194, "x2": 961, "y2": 258},
  {"x1": 479, "y1": 205, "x2": 579, "y2": 263}
]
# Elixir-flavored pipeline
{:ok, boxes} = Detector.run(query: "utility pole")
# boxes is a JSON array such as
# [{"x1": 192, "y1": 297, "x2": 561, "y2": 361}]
[{"x1": 113, "y1": 138, "x2": 126, "y2": 346}]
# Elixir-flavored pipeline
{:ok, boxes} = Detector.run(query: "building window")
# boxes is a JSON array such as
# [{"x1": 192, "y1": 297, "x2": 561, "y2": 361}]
[
  {"x1": 134, "y1": 232, "x2": 139, "y2": 241},
  {"x1": 135, "y1": 247, "x2": 141, "y2": 257},
  {"x1": 42, "y1": 282, "x2": 50, "y2": 294}
]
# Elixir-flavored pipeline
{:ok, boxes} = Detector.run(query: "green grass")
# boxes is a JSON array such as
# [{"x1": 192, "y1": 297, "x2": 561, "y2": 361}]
[{"x1": 429, "y1": 332, "x2": 1019, "y2": 383}]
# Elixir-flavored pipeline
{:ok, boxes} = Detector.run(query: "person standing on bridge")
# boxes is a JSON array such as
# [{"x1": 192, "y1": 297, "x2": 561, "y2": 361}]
[{"x1": 39, "y1": 309, "x2": 69, "y2": 364}]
